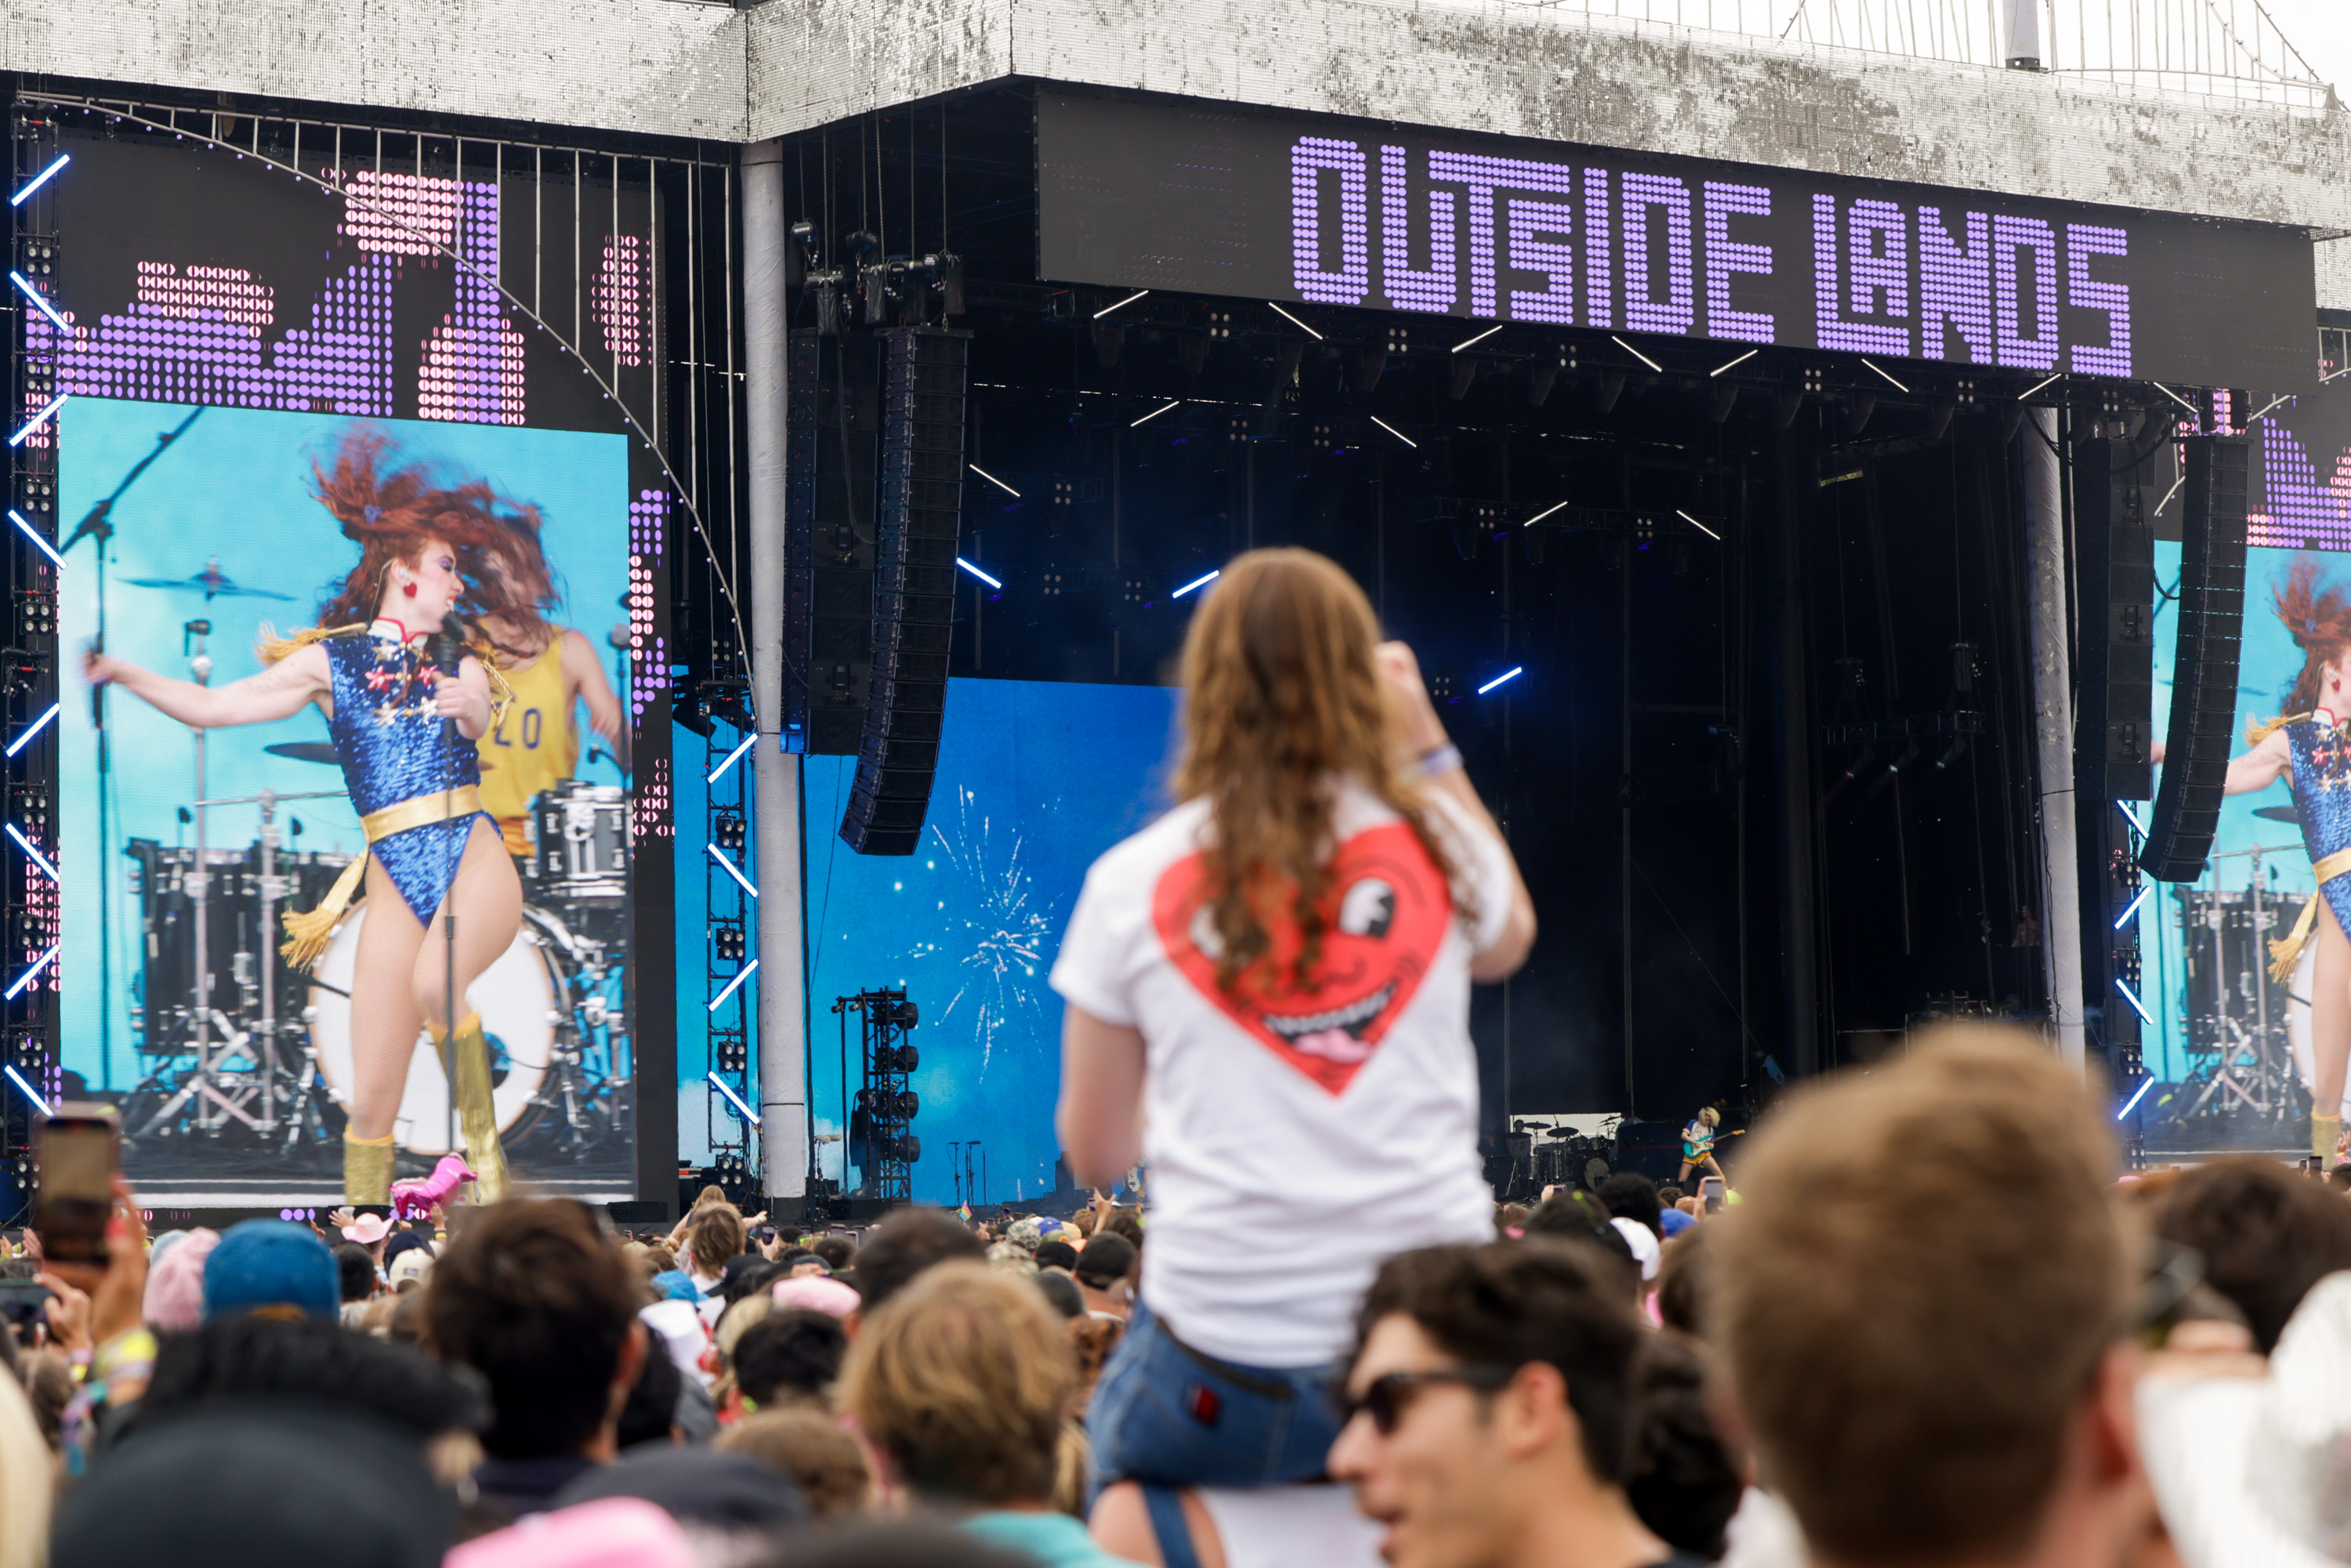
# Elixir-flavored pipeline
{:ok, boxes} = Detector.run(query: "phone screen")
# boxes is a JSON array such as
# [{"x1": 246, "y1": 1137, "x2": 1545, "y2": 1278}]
[
  {"x1": 35, "y1": 1106, "x2": 119, "y2": 1266},
  {"x1": 1701, "y1": 1177, "x2": 1726, "y2": 1215}
]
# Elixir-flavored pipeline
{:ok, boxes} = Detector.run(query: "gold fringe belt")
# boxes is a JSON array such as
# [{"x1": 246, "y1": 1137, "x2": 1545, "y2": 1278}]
[
  {"x1": 279, "y1": 784, "x2": 482, "y2": 972},
  {"x1": 2269, "y1": 846, "x2": 2351, "y2": 983}
]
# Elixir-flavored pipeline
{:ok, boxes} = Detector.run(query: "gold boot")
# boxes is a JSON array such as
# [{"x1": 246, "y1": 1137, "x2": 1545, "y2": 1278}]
[
  {"x1": 344, "y1": 1132, "x2": 396, "y2": 1208},
  {"x1": 440, "y1": 1012, "x2": 509, "y2": 1204},
  {"x1": 2318, "y1": 1114, "x2": 2343, "y2": 1171}
]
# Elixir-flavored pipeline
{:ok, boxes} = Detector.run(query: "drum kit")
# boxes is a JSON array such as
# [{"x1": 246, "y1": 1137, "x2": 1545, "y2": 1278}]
[
  {"x1": 117, "y1": 739, "x2": 633, "y2": 1171},
  {"x1": 2171, "y1": 838, "x2": 2317, "y2": 1128}
]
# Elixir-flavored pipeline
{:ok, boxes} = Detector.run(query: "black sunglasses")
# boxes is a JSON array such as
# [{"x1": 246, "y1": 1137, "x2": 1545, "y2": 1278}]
[{"x1": 1335, "y1": 1366, "x2": 1519, "y2": 1434}]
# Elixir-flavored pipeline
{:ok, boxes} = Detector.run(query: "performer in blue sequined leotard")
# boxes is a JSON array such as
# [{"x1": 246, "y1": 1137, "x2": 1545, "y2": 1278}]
[
  {"x1": 318, "y1": 624, "x2": 494, "y2": 924},
  {"x1": 2220, "y1": 559, "x2": 2351, "y2": 1171},
  {"x1": 85, "y1": 429, "x2": 546, "y2": 1209}
]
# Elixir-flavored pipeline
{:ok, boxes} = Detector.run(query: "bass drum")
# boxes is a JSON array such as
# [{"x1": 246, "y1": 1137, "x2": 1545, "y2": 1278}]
[
  {"x1": 306, "y1": 903, "x2": 567, "y2": 1155},
  {"x1": 2284, "y1": 940, "x2": 2351, "y2": 1121}
]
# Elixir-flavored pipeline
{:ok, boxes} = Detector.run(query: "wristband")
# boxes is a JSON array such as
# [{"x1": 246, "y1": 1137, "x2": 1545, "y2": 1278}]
[{"x1": 1418, "y1": 744, "x2": 1464, "y2": 777}]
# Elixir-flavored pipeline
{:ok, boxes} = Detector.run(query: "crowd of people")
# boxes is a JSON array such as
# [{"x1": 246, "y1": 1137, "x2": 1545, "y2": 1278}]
[
  {"x1": 9, "y1": 546, "x2": 2351, "y2": 1568},
  {"x1": 4, "y1": 1037, "x2": 2351, "y2": 1568}
]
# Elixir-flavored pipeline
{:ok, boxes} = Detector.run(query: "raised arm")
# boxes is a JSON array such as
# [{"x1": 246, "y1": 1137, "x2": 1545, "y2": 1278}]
[
  {"x1": 1377, "y1": 641, "x2": 1538, "y2": 981},
  {"x1": 85, "y1": 640, "x2": 329, "y2": 729},
  {"x1": 2222, "y1": 726, "x2": 2292, "y2": 796},
  {"x1": 559, "y1": 627, "x2": 629, "y2": 767}
]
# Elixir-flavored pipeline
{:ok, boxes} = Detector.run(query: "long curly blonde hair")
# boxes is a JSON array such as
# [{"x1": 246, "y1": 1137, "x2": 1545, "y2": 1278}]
[{"x1": 1172, "y1": 549, "x2": 1468, "y2": 998}]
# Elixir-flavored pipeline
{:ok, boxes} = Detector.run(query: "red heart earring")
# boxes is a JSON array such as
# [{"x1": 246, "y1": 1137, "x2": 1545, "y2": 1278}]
[{"x1": 403, "y1": 579, "x2": 418, "y2": 599}]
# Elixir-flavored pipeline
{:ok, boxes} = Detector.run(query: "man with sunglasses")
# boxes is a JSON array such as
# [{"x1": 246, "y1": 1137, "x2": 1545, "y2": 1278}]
[{"x1": 1328, "y1": 1240, "x2": 1704, "y2": 1568}]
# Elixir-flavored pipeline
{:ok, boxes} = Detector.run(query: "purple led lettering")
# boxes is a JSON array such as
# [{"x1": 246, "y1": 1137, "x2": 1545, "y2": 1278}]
[
  {"x1": 1291, "y1": 138, "x2": 1371, "y2": 306},
  {"x1": 1583, "y1": 169, "x2": 1613, "y2": 330},
  {"x1": 2255, "y1": 418, "x2": 2351, "y2": 551},
  {"x1": 1619, "y1": 174, "x2": 1695, "y2": 335},
  {"x1": 420, "y1": 183, "x2": 526, "y2": 425},
  {"x1": 1847, "y1": 201, "x2": 1908, "y2": 326},
  {"x1": 1505, "y1": 199, "x2": 1575, "y2": 324},
  {"x1": 1425, "y1": 152, "x2": 1576, "y2": 319},
  {"x1": 1812, "y1": 196, "x2": 1907, "y2": 355},
  {"x1": 1378, "y1": 147, "x2": 1458, "y2": 314},
  {"x1": 1993, "y1": 215, "x2": 2060, "y2": 371},
  {"x1": 1702, "y1": 183, "x2": 1773, "y2": 344},
  {"x1": 1918, "y1": 207, "x2": 1993, "y2": 363},
  {"x1": 2065, "y1": 224, "x2": 2131, "y2": 378}
]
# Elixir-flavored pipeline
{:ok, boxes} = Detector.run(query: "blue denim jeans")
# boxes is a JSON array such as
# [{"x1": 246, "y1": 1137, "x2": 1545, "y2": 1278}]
[{"x1": 1086, "y1": 1302, "x2": 1346, "y2": 1492}]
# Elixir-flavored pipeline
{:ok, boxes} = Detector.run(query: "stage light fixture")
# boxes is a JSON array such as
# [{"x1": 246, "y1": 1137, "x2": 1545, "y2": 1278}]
[
  {"x1": 2016, "y1": 372, "x2": 2063, "y2": 402},
  {"x1": 1675, "y1": 509, "x2": 1722, "y2": 541},
  {"x1": 5, "y1": 1064, "x2": 48, "y2": 1113},
  {"x1": 708, "y1": 958, "x2": 759, "y2": 1013},
  {"x1": 2151, "y1": 475, "x2": 2185, "y2": 518},
  {"x1": 5, "y1": 824, "x2": 56, "y2": 884},
  {"x1": 9, "y1": 395, "x2": 67, "y2": 448},
  {"x1": 2114, "y1": 886, "x2": 2150, "y2": 929},
  {"x1": 6, "y1": 704, "x2": 58, "y2": 759},
  {"x1": 1523, "y1": 501, "x2": 1569, "y2": 528},
  {"x1": 1172, "y1": 570, "x2": 1219, "y2": 599},
  {"x1": 708, "y1": 1071, "x2": 761, "y2": 1125},
  {"x1": 1708, "y1": 349, "x2": 1757, "y2": 377},
  {"x1": 2148, "y1": 380, "x2": 2198, "y2": 417},
  {"x1": 955, "y1": 557, "x2": 1002, "y2": 589},
  {"x1": 1092, "y1": 290, "x2": 1149, "y2": 320},
  {"x1": 9, "y1": 511, "x2": 60, "y2": 570},
  {"x1": 2113, "y1": 976, "x2": 2153, "y2": 1026},
  {"x1": 1610, "y1": 335, "x2": 1663, "y2": 374},
  {"x1": 9, "y1": 154, "x2": 69, "y2": 207},
  {"x1": 706, "y1": 842, "x2": 759, "y2": 899},
  {"x1": 1267, "y1": 302, "x2": 1324, "y2": 340},
  {"x1": 9, "y1": 272, "x2": 68, "y2": 333},
  {"x1": 5, "y1": 944, "x2": 57, "y2": 1001},
  {"x1": 1860, "y1": 357, "x2": 1910, "y2": 393},
  {"x1": 1369, "y1": 416, "x2": 1417, "y2": 450},
  {"x1": 1451, "y1": 324, "x2": 1501, "y2": 354},
  {"x1": 2117, "y1": 800, "x2": 2148, "y2": 836},
  {"x1": 968, "y1": 464, "x2": 1020, "y2": 498},
  {"x1": 2114, "y1": 1075, "x2": 2154, "y2": 1121},
  {"x1": 1131, "y1": 399, "x2": 1181, "y2": 429},
  {"x1": 2244, "y1": 393, "x2": 2291, "y2": 426},
  {"x1": 705, "y1": 733, "x2": 756, "y2": 784},
  {"x1": 1477, "y1": 667, "x2": 1524, "y2": 696}
]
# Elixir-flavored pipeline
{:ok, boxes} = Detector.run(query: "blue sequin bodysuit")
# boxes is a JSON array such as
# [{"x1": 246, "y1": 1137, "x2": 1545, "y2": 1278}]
[
  {"x1": 2287, "y1": 712, "x2": 2351, "y2": 937},
  {"x1": 324, "y1": 623, "x2": 489, "y2": 925}
]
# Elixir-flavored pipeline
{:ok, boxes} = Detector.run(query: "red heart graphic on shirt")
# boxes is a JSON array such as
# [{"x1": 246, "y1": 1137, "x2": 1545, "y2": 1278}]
[{"x1": 1150, "y1": 820, "x2": 1453, "y2": 1095}]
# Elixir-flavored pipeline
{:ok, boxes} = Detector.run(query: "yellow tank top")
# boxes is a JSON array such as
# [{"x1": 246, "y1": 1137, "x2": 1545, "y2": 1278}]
[{"x1": 475, "y1": 639, "x2": 580, "y2": 847}]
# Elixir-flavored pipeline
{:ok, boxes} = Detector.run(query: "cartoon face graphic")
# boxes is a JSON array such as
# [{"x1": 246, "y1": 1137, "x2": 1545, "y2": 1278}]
[{"x1": 1151, "y1": 820, "x2": 1453, "y2": 1095}]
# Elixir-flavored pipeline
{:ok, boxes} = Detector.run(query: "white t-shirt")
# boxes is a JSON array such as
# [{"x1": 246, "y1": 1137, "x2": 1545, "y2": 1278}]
[{"x1": 1049, "y1": 780, "x2": 1514, "y2": 1367}]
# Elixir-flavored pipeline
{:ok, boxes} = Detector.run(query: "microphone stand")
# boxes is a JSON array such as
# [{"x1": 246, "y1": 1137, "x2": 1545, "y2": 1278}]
[
  {"x1": 430, "y1": 628, "x2": 465, "y2": 1162},
  {"x1": 62, "y1": 405, "x2": 204, "y2": 1092}
]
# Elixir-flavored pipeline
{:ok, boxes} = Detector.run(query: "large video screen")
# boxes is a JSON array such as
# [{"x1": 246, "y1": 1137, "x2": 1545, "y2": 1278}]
[
  {"x1": 800, "y1": 678, "x2": 1179, "y2": 1205},
  {"x1": 24, "y1": 115, "x2": 670, "y2": 1203},
  {"x1": 1038, "y1": 89, "x2": 2318, "y2": 393}
]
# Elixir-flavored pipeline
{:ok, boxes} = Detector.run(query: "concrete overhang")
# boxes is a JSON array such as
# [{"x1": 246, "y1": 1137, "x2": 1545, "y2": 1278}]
[{"x1": 13, "y1": 0, "x2": 2351, "y2": 235}]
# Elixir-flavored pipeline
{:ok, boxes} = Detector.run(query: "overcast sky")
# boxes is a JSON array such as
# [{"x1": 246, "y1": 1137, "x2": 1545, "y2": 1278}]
[{"x1": 2226, "y1": 0, "x2": 2347, "y2": 91}]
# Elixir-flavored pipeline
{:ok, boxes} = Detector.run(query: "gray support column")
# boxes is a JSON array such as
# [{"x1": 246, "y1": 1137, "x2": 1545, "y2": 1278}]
[
  {"x1": 744, "y1": 141, "x2": 809, "y2": 1199},
  {"x1": 2023, "y1": 408, "x2": 2087, "y2": 1066}
]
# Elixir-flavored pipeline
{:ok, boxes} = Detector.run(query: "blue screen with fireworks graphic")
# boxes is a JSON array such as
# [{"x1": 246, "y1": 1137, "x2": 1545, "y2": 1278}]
[{"x1": 802, "y1": 678, "x2": 1179, "y2": 1205}]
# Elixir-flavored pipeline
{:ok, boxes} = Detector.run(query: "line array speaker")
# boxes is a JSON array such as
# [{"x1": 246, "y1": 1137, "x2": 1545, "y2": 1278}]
[
  {"x1": 781, "y1": 330, "x2": 820, "y2": 752},
  {"x1": 2074, "y1": 437, "x2": 2160, "y2": 1073},
  {"x1": 2141, "y1": 434, "x2": 2251, "y2": 883},
  {"x1": 839, "y1": 328, "x2": 969, "y2": 854}
]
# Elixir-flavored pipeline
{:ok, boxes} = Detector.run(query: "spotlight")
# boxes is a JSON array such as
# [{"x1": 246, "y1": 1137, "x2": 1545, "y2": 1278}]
[
  {"x1": 1172, "y1": 570, "x2": 1219, "y2": 599},
  {"x1": 1476, "y1": 667, "x2": 1524, "y2": 696},
  {"x1": 955, "y1": 557, "x2": 1003, "y2": 589}
]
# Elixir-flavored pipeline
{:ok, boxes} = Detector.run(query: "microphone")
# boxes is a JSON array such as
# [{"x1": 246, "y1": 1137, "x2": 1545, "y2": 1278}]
[{"x1": 426, "y1": 629, "x2": 465, "y2": 749}]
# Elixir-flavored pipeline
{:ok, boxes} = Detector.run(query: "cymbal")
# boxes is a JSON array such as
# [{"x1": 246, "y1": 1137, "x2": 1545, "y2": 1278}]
[
  {"x1": 123, "y1": 555, "x2": 292, "y2": 601},
  {"x1": 263, "y1": 742, "x2": 339, "y2": 765},
  {"x1": 2254, "y1": 805, "x2": 2301, "y2": 825}
]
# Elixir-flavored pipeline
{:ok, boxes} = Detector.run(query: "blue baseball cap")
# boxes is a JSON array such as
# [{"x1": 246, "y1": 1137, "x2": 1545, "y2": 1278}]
[{"x1": 201, "y1": 1219, "x2": 341, "y2": 1324}]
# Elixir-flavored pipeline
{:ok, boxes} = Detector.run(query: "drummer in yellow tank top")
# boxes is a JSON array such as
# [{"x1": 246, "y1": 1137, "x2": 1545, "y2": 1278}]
[{"x1": 474, "y1": 623, "x2": 628, "y2": 856}]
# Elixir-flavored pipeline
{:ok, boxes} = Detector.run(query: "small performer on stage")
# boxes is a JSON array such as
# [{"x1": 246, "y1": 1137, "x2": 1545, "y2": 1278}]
[
  {"x1": 1677, "y1": 1106, "x2": 1725, "y2": 1185},
  {"x1": 2217, "y1": 560, "x2": 2351, "y2": 1169},
  {"x1": 464, "y1": 502, "x2": 627, "y2": 857},
  {"x1": 83, "y1": 429, "x2": 537, "y2": 1208}
]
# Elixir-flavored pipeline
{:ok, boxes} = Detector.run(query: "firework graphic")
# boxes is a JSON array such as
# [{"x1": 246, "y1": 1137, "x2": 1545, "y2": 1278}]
[{"x1": 926, "y1": 785, "x2": 1057, "y2": 1077}]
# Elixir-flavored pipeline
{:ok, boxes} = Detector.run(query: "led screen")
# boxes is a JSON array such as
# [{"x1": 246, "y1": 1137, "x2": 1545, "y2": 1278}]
[
  {"x1": 1038, "y1": 90, "x2": 2318, "y2": 393},
  {"x1": 801, "y1": 677, "x2": 1179, "y2": 1205}
]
